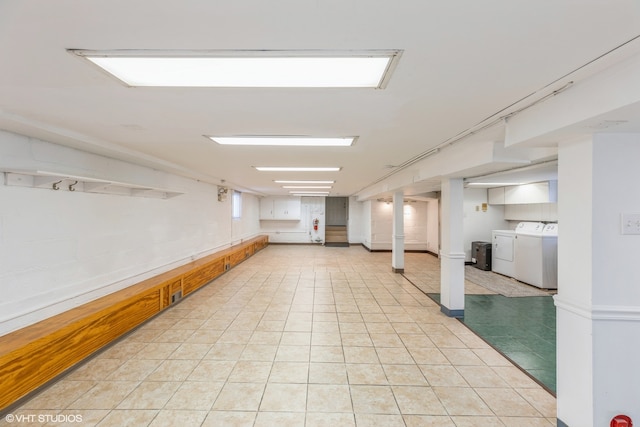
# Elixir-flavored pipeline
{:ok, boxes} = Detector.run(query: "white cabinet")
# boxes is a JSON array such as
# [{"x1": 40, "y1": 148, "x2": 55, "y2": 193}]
[
  {"x1": 504, "y1": 181, "x2": 557, "y2": 204},
  {"x1": 488, "y1": 187, "x2": 505, "y2": 205},
  {"x1": 488, "y1": 181, "x2": 557, "y2": 205},
  {"x1": 260, "y1": 197, "x2": 302, "y2": 220}
]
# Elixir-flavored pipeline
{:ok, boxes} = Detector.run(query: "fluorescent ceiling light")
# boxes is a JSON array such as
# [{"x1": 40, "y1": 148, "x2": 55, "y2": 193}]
[
  {"x1": 72, "y1": 50, "x2": 401, "y2": 88},
  {"x1": 289, "y1": 191, "x2": 330, "y2": 195},
  {"x1": 466, "y1": 182, "x2": 525, "y2": 187},
  {"x1": 274, "y1": 180, "x2": 335, "y2": 184},
  {"x1": 209, "y1": 136, "x2": 356, "y2": 146},
  {"x1": 255, "y1": 167, "x2": 341, "y2": 172},
  {"x1": 282, "y1": 186, "x2": 332, "y2": 189}
]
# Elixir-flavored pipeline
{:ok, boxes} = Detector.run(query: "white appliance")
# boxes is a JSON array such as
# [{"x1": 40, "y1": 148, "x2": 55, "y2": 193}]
[
  {"x1": 514, "y1": 222, "x2": 558, "y2": 289},
  {"x1": 540, "y1": 223, "x2": 558, "y2": 289},
  {"x1": 492, "y1": 229, "x2": 517, "y2": 277}
]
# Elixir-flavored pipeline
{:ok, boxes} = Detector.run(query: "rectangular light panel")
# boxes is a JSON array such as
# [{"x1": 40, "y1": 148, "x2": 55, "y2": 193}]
[
  {"x1": 274, "y1": 180, "x2": 335, "y2": 184},
  {"x1": 289, "y1": 191, "x2": 330, "y2": 195},
  {"x1": 255, "y1": 167, "x2": 341, "y2": 172},
  {"x1": 210, "y1": 136, "x2": 355, "y2": 146},
  {"x1": 466, "y1": 182, "x2": 524, "y2": 187},
  {"x1": 73, "y1": 50, "x2": 401, "y2": 88},
  {"x1": 282, "y1": 186, "x2": 332, "y2": 189}
]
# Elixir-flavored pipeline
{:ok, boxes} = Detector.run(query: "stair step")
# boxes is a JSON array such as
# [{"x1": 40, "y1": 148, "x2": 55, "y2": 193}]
[{"x1": 324, "y1": 225, "x2": 348, "y2": 244}]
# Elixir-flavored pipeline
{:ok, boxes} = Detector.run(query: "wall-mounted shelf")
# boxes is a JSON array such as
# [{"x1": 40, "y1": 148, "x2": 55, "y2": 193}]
[{"x1": 2, "y1": 170, "x2": 183, "y2": 199}]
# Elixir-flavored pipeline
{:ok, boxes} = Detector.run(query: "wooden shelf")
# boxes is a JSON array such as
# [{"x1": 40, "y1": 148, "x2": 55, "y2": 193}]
[
  {"x1": 0, "y1": 235, "x2": 269, "y2": 411},
  {"x1": 2, "y1": 170, "x2": 183, "y2": 199}
]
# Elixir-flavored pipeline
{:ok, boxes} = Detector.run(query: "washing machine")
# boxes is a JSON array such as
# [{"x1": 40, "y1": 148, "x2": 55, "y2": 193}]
[
  {"x1": 492, "y1": 229, "x2": 517, "y2": 278},
  {"x1": 540, "y1": 223, "x2": 558, "y2": 289},
  {"x1": 514, "y1": 222, "x2": 557, "y2": 289}
]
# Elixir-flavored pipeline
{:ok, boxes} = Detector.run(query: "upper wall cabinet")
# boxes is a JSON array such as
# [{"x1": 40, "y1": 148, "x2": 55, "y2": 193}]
[
  {"x1": 488, "y1": 181, "x2": 557, "y2": 205},
  {"x1": 259, "y1": 196, "x2": 302, "y2": 220},
  {"x1": 488, "y1": 187, "x2": 505, "y2": 205}
]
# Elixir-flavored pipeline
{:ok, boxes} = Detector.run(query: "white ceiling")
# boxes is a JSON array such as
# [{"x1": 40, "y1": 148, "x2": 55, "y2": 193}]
[{"x1": 1, "y1": 1, "x2": 639, "y2": 197}]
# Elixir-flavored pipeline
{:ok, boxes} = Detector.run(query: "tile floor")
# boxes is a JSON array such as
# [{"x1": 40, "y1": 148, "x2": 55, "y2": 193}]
[
  {"x1": 1, "y1": 245, "x2": 556, "y2": 426},
  {"x1": 461, "y1": 295, "x2": 556, "y2": 393},
  {"x1": 427, "y1": 294, "x2": 556, "y2": 393}
]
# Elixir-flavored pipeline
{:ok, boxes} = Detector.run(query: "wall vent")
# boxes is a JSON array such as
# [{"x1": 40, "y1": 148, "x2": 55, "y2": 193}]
[{"x1": 171, "y1": 290, "x2": 183, "y2": 304}]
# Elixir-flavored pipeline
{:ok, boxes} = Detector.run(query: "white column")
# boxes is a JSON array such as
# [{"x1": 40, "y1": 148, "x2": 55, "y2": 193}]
[
  {"x1": 440, "y1": 177, "x2": 465, "y2": 317},
  {"x1": 392, "y1": 191, "x2": 405, "y2": 273},
  {"x1": 556, "y1": 134, "x2": 640, "y2": 427}
]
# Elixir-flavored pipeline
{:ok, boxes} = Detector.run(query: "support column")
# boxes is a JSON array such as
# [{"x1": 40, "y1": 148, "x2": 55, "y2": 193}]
[
  {"x1": 392, "y1": 191, "x2": 405, "y2": 273},
  {"x1": 439, "y1": 177, "x2": 465, "y2": 317},
  {"x1": 556, "y1": 134, "x2": 640, "y2": 427}
]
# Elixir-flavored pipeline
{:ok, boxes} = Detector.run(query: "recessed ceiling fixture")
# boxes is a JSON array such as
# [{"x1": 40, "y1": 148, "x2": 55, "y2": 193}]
[
  {"x1": 282, "y1": 186, "x2": 332, "y2": 189},
  {"x1": 255, "y1": 167, "x2": 341, "y2": 172},
  {"x1": 209, "y1": 136, "x2": 356, "y2": 146},
  {"x1": 70, "y1": 49, "x2": 402, "y2": 88},
  {"x1": 466, "y1": 182, "x2": 525, "y2": 187},
  {"x1": 289, "y1": 191, "x2": 330, "y2": 195},
  {"x1": 275, "y1": 180, "x2": 335, "y2": 184}
]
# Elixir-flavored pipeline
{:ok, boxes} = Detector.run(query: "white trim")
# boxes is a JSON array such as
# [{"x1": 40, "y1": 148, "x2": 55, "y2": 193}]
[
  {"x1": 554, "y1": 295, "x2": 640, "y2": 321},
  {"x1": 553, "y1": 296, "x2": 593, "y2": 319},
  {"x1": 439, "y1": 251, "x2": 466, "y2": 260}
]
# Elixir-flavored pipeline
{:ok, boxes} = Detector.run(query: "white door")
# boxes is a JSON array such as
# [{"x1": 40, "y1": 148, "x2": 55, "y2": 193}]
[
  {"x1": 494, "y1": 234, "x2": 514, "y2": 261},
  {"x1": 326, "y1": 197, "x2": 348, "y2": 226}
]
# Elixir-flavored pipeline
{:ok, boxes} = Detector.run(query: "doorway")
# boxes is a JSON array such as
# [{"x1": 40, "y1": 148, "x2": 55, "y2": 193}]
[{"x1": 325, "y1": 197, "x2": 349, "y2": 246}]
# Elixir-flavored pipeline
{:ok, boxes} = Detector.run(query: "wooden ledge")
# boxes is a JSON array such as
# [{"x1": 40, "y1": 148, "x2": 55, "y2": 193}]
[{"x1": 0, "y1": 235, "x2": 268, "y2": 411}]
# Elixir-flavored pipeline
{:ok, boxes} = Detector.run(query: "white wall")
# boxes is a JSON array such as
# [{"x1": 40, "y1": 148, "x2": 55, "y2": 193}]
[
  {"x1": 0, "y1": 131, "x2": 261, "y2": 335},
  {"x1": 348, "y1": 196, "x2": 364, "y2": 244},
  {"x1": 426, "y1": 199, "x2": 439, "y2": 254},
  {"x1": 366, "y1": 200, "x2": 430, "y2": 251},
  {"x1": 231, "y1": 192, "x2": 262, "y2": 245},
  {"x1": 463, "y1": 188, "x2": 509, "y2": 262},
  {"x1": 258, "y1": 196, "x2": 325, "y2": 244},
  {"x1": 587, "y1": 134, "x2": 640, "y2": 423},
  {"x1": 362, "y1": 200, "x2": 372, "y2": 249},
  {"x1": 368, "y1": 200, "x2": 393, "y2": 250},
  {"x1": 557, "y1": 134, "x2": 640, "y2": 426}
]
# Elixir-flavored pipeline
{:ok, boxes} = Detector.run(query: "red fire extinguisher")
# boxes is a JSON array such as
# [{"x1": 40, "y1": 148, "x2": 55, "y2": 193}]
[{"x1": 313, "y1": 218, "x2": 319, "y2": 231}]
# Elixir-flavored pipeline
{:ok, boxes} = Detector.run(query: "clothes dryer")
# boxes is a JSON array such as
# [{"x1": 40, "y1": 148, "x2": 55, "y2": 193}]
[{"x1": 492, "y1": 230, "x2": 516, "y2": 278}]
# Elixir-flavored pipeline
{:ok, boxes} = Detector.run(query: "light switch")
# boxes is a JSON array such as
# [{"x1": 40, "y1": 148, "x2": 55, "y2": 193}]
[{"x1": 621, "y1": 213, "x2": 640, "y2": 235}]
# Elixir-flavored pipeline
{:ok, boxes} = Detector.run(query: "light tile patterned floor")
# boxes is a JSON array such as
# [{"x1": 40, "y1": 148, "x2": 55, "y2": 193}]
[{"x1": 2, "y1": 245, "x2": 556, "y2": 426}]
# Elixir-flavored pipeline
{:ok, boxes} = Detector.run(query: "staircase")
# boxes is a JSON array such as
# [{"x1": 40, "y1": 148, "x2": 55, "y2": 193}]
[{"x1": 325, "y1": 225, "x2": 349, "y2": 247}]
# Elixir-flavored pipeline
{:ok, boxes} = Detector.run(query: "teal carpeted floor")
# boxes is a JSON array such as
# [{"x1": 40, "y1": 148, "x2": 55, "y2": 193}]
[{"x1": 429, "y1": 293, "x2": 556, "y2": 393}]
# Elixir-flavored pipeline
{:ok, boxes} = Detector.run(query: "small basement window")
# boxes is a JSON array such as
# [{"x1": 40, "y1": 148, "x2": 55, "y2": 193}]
[{"x1": 232, "y1": 190, "x2": 242, "y2": 219}]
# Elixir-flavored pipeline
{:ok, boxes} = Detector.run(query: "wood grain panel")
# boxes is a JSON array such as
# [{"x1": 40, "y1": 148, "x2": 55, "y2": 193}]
[
  {"x1": 229, "y1": 248, "x2": 248, "y2": 267},
  {"x1": 183, "y1": 258, "x2": 225, "y2": 295},
  {"x1": 170, "y1": 278, "x2": 181, "y2": 294},
  {"x1": 0, "y1": 290, "x2": 159, "y2": 410},
  {"x1": 161, "y1": 284, "x2": 171, "y2": 309},
  {"x1": 0, "y1": 235, "x2": 268, "y2": 411}
]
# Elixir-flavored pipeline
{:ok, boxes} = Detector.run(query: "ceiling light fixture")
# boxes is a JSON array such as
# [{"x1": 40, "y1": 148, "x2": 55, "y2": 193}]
[
  {"x1": 71, "y1": 49, "x2": 402, "y2": 88},
  {"x1": 289, "y1": 191, "x2": 330, "y2": 195},
  {"x1": 282, "y1": 186, "x2": 332, "y2": 189},
  {"x1": 466, "y1": 182, "x2": 525, "y2": 187},
  {"x1": 274, "y1": 180, "x2": 335, "y2": 184},
  {"x1": 209, "y1": 136, "x2": 356, "y2": 146},
  {"x1": 255, "y1": 167, "x2": 341, "y2": 172}
]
